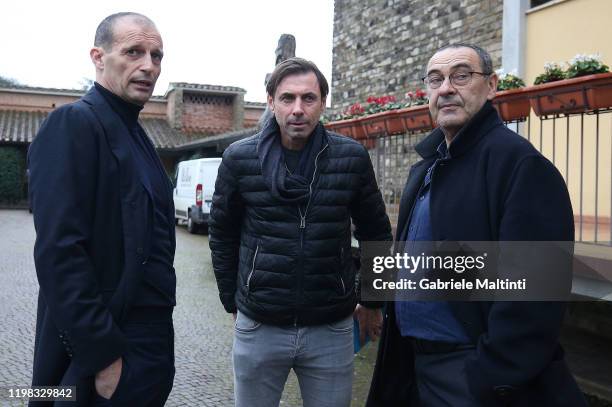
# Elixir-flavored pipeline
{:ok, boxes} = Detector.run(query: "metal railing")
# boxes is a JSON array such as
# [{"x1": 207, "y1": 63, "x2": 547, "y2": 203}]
[{"x1": 359, "y1": 109, "x2": 612, "y2": 246}]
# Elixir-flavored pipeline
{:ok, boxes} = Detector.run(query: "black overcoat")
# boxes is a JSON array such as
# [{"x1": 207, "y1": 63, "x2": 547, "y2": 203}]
[
  {"x1": 366, "y1": 102, "x2": 586, "y2": 406},
  {"x1": 28, "y1": 87, "x2": 175, "y2": 406}
]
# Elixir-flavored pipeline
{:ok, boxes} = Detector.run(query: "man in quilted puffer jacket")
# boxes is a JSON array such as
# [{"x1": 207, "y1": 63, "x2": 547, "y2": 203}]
[{"x1": 209, "y1": 57, "x2": 392, "y2": 407}]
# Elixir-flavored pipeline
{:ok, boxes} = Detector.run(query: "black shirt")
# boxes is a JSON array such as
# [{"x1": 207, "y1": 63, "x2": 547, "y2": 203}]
[{"x1": 283, "y1": 146, "x2": 302, "y2": 174}]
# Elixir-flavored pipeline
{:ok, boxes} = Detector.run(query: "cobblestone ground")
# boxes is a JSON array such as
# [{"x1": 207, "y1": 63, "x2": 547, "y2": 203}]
[{"x1": 0, "y1": 210, "x2": 377, "y2": 406}]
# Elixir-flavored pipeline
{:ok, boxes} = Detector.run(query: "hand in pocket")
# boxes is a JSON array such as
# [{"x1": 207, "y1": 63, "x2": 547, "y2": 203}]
[{"x1": 95, "y1": 357, "x2": 123, "y2": 399}]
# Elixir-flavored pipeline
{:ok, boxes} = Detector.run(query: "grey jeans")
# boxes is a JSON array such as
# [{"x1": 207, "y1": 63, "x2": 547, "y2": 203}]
[{"x1": 232, "y1": 311, "x2": 354, "y2": 407}]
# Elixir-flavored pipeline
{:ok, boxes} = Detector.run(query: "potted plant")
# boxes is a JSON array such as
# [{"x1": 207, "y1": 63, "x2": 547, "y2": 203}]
[
  {"x1": 360, "y1": 91, "x2": 433, "y2": 136},
  {"x1": 533, "y1": 62, "x2": 566, "y2": 85},
  {"x1": 528, "y1": 55, "x2": 612, "y2": 116},
  {"x1": 567, "y1": 54, "x2": 612, "y2": 110},
  {"x1": 361, "y1": 95, "x2": 408, "y2": 136},
  {"x1": 566, "y1": 53, "x2": 610, "y2": 78},
  {"x1": 325, "y1": 102, "x2": 367, "y2": 139},
  {"x1": 493, "y1": 70, "x2": 531, "y2": 121},
  {"x1": 401, "y1": 88, "x2": 433, "y2": 131}
]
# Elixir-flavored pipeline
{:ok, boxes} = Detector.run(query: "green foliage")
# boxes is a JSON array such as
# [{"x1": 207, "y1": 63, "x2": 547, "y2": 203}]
[
  {"x1": 534, "y1": 62, "x2": 566, "y2": 85},
  {"x1": 0, "y1": 75, "x2": 20, "y2": 87},
  {"x1": 496, "y1": 70, "x2": 526, "y2": 91},
  {"x1": 566, "y1": 54, "x2": 610, "y2": 78},
  {"x1": 332, "y1": 89, "x2": 430, "y2": 121},
  {"x1": 364, "y1": 95, "x2": 407, "y2": 114},
  {"x1": 336, "y1": 102, "x2": 366, "y2": 120},
  {"x1": 534, "y1": 54, "x2": 610, "y2": 84},
  {"x1": 405, "y1": 89, "x2": 428, "y2": 106},
  {"x1": 0, "y1": 147, "x2": 26, "y2": 203}
]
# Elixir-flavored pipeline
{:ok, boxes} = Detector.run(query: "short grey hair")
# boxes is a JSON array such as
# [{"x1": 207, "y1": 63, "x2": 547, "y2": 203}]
[
  {"x1": 431, "y1": 43, "x2": 494, "y2": 74},
  {"x1": 94, "y1": 12, "x2": 155, "y2": 50}
]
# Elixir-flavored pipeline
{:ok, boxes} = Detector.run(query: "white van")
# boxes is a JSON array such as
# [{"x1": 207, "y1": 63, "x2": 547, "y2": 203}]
[{"x1": 173, "y1": 157, "x2": 222, "y2": 233}]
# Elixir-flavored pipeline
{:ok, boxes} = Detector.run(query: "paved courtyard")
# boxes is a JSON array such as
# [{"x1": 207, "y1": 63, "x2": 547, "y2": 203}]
[{"x1": 0, "y1": 209, "x2": 377, "y2": 406}]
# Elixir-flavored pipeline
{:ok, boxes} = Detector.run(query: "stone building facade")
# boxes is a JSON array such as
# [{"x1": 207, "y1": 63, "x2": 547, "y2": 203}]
[{"x1": 331, "y1": 0, "x2": 503, "y2": 114}]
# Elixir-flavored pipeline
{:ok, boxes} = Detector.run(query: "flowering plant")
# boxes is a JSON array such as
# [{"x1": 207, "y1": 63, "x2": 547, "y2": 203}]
[
  {"x1": 565, "y1": 53, "x2": 610, "y2": 78},
  {"x1": 332, "y1": 89, "x2": 429, "y2": 121},
  {"x1": 365, "y1": 95, "x2": 406, "y2": 114},
  {"x1": 335, "y1": 102, "x2": 365, "y2": 120},
  {"x1": 405, "y1": 88, "x2": 428, "y2": 106},
  {"x1": 496, "y1": 69, "x2": 526, "y2": 91},
  {"x1": 534, "y1": 62, "x2": 566, "y2": 85}
]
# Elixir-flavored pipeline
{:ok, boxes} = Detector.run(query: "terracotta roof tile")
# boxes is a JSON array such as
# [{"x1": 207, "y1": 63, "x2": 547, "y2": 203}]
[{"x1": 139, "y1": 117, "x2": 189, "y2": 148}]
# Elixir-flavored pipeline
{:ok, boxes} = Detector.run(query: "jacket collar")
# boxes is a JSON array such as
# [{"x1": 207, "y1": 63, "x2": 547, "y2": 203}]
[
  {"x1": 415, "y1": 101, "x2": 501, "y2": 159},
  {"x1": 81, "y1": 86, "x2": 153, "y2": 198}
]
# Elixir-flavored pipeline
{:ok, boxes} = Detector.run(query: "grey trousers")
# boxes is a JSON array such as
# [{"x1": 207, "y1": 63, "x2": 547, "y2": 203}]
[{"x1": 232, "y1": 311, "x2": 354, "y2": 407}]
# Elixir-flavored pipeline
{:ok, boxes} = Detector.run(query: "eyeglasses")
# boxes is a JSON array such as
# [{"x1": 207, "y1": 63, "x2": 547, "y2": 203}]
[{"x1": 422, "y1": 71, "x2": 491, "y2": 89}]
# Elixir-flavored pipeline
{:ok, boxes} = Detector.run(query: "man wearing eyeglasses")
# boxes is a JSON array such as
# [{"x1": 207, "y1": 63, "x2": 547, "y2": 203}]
[{"x1": 366, "y1": 44, "x2": 586, "y2": 406}]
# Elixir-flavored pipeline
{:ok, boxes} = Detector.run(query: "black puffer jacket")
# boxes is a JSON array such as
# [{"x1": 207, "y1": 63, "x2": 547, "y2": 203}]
[{"x1": 209, "y1": 125, "x2": 392, "y2": 326}]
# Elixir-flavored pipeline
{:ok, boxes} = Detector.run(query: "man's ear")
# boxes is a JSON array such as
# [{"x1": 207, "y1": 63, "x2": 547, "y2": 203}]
[
  {"x1": 90, "y1": 47, "x2": 104, "y2": 70},
  {"x1": 487, "y1": 73, "x2": 498, "y2": 100},
  {"x1": 267, "y1": 94, "x2": 274, "y2": 112}
]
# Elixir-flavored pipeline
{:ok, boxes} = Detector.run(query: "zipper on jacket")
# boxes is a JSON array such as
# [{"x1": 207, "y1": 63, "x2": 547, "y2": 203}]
[
  {"x1": 296, "y1": 219, "x2": 304, "y2": 327},
  {"x1": 246, "y1": 245, "x2": 259, "y2": 293},
  {"x1": 339, "y1": 247, "x2": 346, "y2": 294},
  {"x1": 298, "y1": 207, "x2": 306, "y2": 229},
  {"x1": 295, "y1": 143, "x2": 329, "y2": 325},
  {"x1": 302, "y1": 144, "x2": 329, "y2": 221}
]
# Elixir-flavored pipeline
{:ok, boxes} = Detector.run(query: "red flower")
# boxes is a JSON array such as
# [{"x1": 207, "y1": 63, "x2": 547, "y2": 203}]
[{"x1": 348, "y1": 102, "x2": 364, "y2": 116}]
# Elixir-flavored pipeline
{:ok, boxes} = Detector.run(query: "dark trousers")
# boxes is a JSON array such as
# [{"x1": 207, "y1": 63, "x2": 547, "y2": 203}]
[
  {"x1": 91, "y1": 320, "x2": 175, "y2": 406},
  {"x1": 51, "y1": 316, "x2": 174, "y2": 407},
  {"x1": 413, "y1": 344, "x2": 481, "y2": 407}
]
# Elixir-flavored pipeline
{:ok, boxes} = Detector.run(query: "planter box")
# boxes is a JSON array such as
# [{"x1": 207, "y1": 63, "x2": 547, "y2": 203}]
[
  {"x1": 362, "y1": 110, "x2": 405, "y2": 136},
  {"x1": 492, "y1": 88, "x2": 531, "y2": 121},
  {"x1": 587, "y1": 79, "x2": 612, "y2": 109},
  {"x1": 360, "y1": 105, "x2": 433, "y2": 137},
  {"x1": 526, "y1": 72, "x2": 612, "y2": 116},
  {"x1": 324, "y1": 117, "x2": 366, "y2": 140},
  {"x1": 400, "y1": 105, "x2": 433, "y2": 132}
]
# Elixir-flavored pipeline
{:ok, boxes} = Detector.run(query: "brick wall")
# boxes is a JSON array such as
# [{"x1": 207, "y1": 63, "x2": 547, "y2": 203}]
[
  {"x1": 332, "y1": 0, "x2": 503, "y2": 113},
  {"x1": 181, "y1": 92, "x2": 234, "y2": 134},
  {"x1": 243, "y1": 107, "x2": 265, "y2": 128},
  {"x1": 141, "y1": 99, "x2": 167, "y2": 118},
  {"x1": 0, "y1": 92, "x2": 79, "y2": 112}
]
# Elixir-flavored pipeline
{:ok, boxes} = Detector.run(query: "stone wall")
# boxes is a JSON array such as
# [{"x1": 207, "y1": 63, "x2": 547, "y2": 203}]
[{"x1": 331, "y1": 0, "x2": 503, "y2": 113}]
